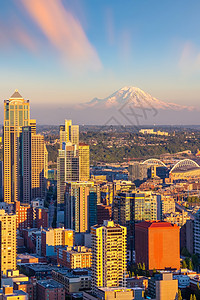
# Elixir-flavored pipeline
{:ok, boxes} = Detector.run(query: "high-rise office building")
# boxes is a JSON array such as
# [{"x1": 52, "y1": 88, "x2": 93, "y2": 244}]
[
  {"x1": 65, "y1": 181, "x2": 97, "y2": 233},
  {"x1": 19, "y1": 126, "x2": 32, "y2": 204},
  {"x1": 29, "y1": 119, "x2": 36, "y2": 134},
  {"x1": 65, "y1": 143, "x2": 79, "y2": 181},
  {"x1": 3, "y1": 91, "x2": 46, "y2": 204},
  {"x1": 128, "y1": 162, "x2": 148, "y2": 186},
  {"x1": 59, "y1": 120, "x2": 79, "y2": 148},
  {"x1": 0, "y1": 209, "x2": 17, "y2": 277},
  {"x1": 3, "y1": 90, "x2": 32, "y2": 203},
  {"x1": 194, "y1": 208, "x2": 200, "y2": 255},
  {"x1": 112, "y1": 191, "x2": 158, "y2": 250},
  {"x1": 88, "y1": 186, "x2": 97, "y2": 229},
  {"x1": 135, "y1": 221, "x2": 180, "y2": 270},
  {"x1": 44, "y1": 144, "x2": 48, "y2": 179},
  {"x1": 79, "y1": 143, "x2": 90, "y2": 181},
  {"x1": 113, "y1": 191, "x2": 158, "y2": 223},
  {"x1": 57, "y1": 120, "x2": 90, "y2": 208},
  {"x1": 0, "y1": 161, "x2": 3, "y2": 201},
  {"x1": 57, "y1": 143, "x2": 79, "y2": 208},
  {"x1": 57, "y1": 149, "x2": 66, "y2": 207},
  {"x1": 31, "y1": 134, "x2": 45, "y2": 200},
  {"x1": 91, "y1": 220, "x2": 127, "y2": 294},
  {"x1": 113, "y1": 192, "x2": 135, "y2": 251}
]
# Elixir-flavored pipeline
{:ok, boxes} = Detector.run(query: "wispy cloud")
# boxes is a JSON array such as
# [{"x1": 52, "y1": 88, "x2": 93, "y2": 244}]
[
  {"x1": 119, "y1": 29, "x2": 132, "y2": 62},
  {"x1": 179, "y1": 41, "x2": 200, "y2": 73},
  {"x1": 105, "y1": 7, "x2": 115, "y2": 46},
  {"x1": 19, "y1": 0, "x2": 102, "y2": 70},
  {"x1": 0, "y1": 19, "x2": 38, "y2": 54}
]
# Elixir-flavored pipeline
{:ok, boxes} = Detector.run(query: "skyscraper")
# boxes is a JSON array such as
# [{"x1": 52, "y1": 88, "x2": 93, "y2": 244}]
[
  {"x1": 3, "y1": 90, "x2": 32, "y2": 203},
  {"x1": 65, "y1": 181, "x2": 96, "y2": 233},
  {"x1": 57, "y1": 143, "x2": 79, "y2": 207},
  {"x1": 112, "y1": 191, "x2": 158, "y2": 251},
  {"x1": 57, "y1": 120, "x2": 90, "y2": 207},
  {"x1": 31, "y1": 134, "x2": 45, "y2": 200},
  {"x1": 0, "y1": 209, "x2": 17, "y2": 278},
  {"x1": 3, "y1": 91, "x2": 46, "y2": 204},
  {"x1": 59, "y1": 119, "x2": 79, "y2": 148},
  {"x1": 65, "y1": 143, "x2": 79, "y2": 182},
  {"x1": 44, "y1": 144, "x2": 48, "y2": 179},
  {"x1": 57, "y1": 149, "x2": 66, "y2": 207},
  {"x1": 91, "y1": 220, "x2": 127, "y2": 294},
  {"x1": 79, "y1": 143, "x2": 90, "y2": 181},
  {"x1": 19, "y1": 126, "x2": 32, "y2": 204},
  {"x1": 135, "y1": 221, "x2": 180, "y2": 270}
]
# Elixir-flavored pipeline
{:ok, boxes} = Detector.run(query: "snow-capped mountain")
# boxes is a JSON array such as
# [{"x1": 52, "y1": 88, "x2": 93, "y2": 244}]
[{"x1": 81, "y1": 86, "x2": 193, "y2": 111}]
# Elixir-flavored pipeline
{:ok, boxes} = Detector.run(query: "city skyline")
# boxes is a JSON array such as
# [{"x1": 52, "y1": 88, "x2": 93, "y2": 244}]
[
  {"x1": 0, "y1": 1, "x2": 200, "y2": 125},
  {"x1": 1, "y1": 2, "x2": 200, "y2": 299}
]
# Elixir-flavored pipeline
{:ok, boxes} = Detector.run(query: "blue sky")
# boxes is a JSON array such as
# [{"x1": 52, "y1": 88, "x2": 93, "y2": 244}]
[{"x1": 0, "y1": 0, "x2": 200, "y2": 113}]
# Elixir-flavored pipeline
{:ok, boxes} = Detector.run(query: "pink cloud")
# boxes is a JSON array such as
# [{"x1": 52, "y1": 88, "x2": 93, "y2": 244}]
[
  {"x1": 179, "y1": 41, "x2": 200, "y2": 73},
  {"x1": 20, "y1": 0, "x2": 102, "y2": 70},
  {"x1": 0, "y1": 19, "x2": 38, "y2": 54},
  {"x1": 13, "y1": 26, "x2": 38, "y2": 54}
]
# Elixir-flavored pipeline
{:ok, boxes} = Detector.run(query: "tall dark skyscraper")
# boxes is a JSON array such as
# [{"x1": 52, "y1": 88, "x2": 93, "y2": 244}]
[{"x1": 19, "y1": 126, "x2": 32, "y2": 204}]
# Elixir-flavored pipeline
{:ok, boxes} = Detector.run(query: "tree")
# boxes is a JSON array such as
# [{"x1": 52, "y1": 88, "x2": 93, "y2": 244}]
[
  {"x1": 182, "y1": 260, "x2": 187, "y2": 269},
  {"x1": 181, "y1": 247, "x2": 191, "y2": 257},
  {"x1": 142, "y1": 262, "x2": 145, "y2": 271},
  {"x1": 178, "y1": 289, "x2": 182, "y2": 300},
  {"x1": 188, "y1": 260, "x2": 193, "y2": 271},
  {"x1": 137, "y1": 263, "x2": 142, "y2": 270},
  {"x1": 192, "y1": 254, "x2": 198, "y2": 267},
  {"x1": 153, "y1": 268, "x2": 156, "y2": 275}
]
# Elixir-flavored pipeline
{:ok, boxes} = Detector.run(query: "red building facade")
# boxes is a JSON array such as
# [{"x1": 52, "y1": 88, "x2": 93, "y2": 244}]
[{"x1": 135, "y1": 221, "x2": 180, "y2": 270}]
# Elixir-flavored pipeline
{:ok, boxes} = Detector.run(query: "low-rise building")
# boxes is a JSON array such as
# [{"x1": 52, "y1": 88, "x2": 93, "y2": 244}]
[
  {"x1": 173, "y1": 274, "x2": 190, "y2": 288},
  {"x1": 1, "y1": 270, "x2": 29, "y2": 288},
  {"x1": 0, "y1": 285, "x2": 28, "y2": 300},
  {"x1": 13, "y1": 281, "x2": 34, "y2": 300},
  {"x1": 41, "y1": 228, "x2": 74, "y2": 257},
  {"x1": 57, "y1": 246, "x2": 92, "y2": 269},
  {"x1": 83, "y1": 287, "x2": 144, "y2": 300},
  {"x1": 163, "y1": 211, "x2": 191, "y2": 227},
  {"x1": 52, "y1": 268, "x2": 91, "y2": 295},
  {"x1": 19, "y1": 264, "x2": 53, "y2": 279},
  {"x1": 36, "y1": 279, "x2": 65, "y2": 300},
  {"x1": 148, "y1": 273, "x2": 178, "y2": 300},
  {"x1": 126, "y1": 276, "x2": 148, "y2": 290},
  {"x1": 156, "y1": 273, "x2": 178, "y2": 300}
]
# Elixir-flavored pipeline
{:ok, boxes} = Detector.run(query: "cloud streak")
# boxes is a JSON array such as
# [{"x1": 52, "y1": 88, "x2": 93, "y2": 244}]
[
  {"x1": 20, "y1": 0, "x2": 102, "y2": 70},
  {"x1": 179, "y1": 41, "x2": 200, "y2": 73},
  {"x1": 0, "y1": 19, "x2": 38, "y2": 54}
]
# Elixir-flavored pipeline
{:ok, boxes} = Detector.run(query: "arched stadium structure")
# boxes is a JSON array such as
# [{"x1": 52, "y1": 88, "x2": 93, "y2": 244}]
[
  {"x1": 169, "y1": 159, "x2": 200, "y2": 179},
  {"x1": 142, "y1": 158, "x2": 167, "y2": 167}
]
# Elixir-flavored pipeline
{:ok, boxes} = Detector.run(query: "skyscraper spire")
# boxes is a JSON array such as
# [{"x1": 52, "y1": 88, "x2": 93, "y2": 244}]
[{"x1": 10, "y1": 89, "x2": 23, "y2": 99}]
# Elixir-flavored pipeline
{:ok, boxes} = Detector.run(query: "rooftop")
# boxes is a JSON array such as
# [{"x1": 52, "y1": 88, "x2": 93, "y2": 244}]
[
  {"x1": 135, "y1": 220, "x2": 179, "y2": 229},
  {"x1": 37, "y1": 279, "x2": 64, "y2": 289},
  {"x1": 99, "y1": 287, "x2": 142, "y2": 292},
  {"x1": 10, "y1": 89, "x2": 23, "y2": 99},
  {"x1": 53, "y1": 268, "x2": 90, "y2": 278}
]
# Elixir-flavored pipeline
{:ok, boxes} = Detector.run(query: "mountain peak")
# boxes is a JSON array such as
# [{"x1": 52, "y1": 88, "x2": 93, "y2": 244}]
[{"x1": 80, "y1": 86, "x2": 194, "y2": 112}]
